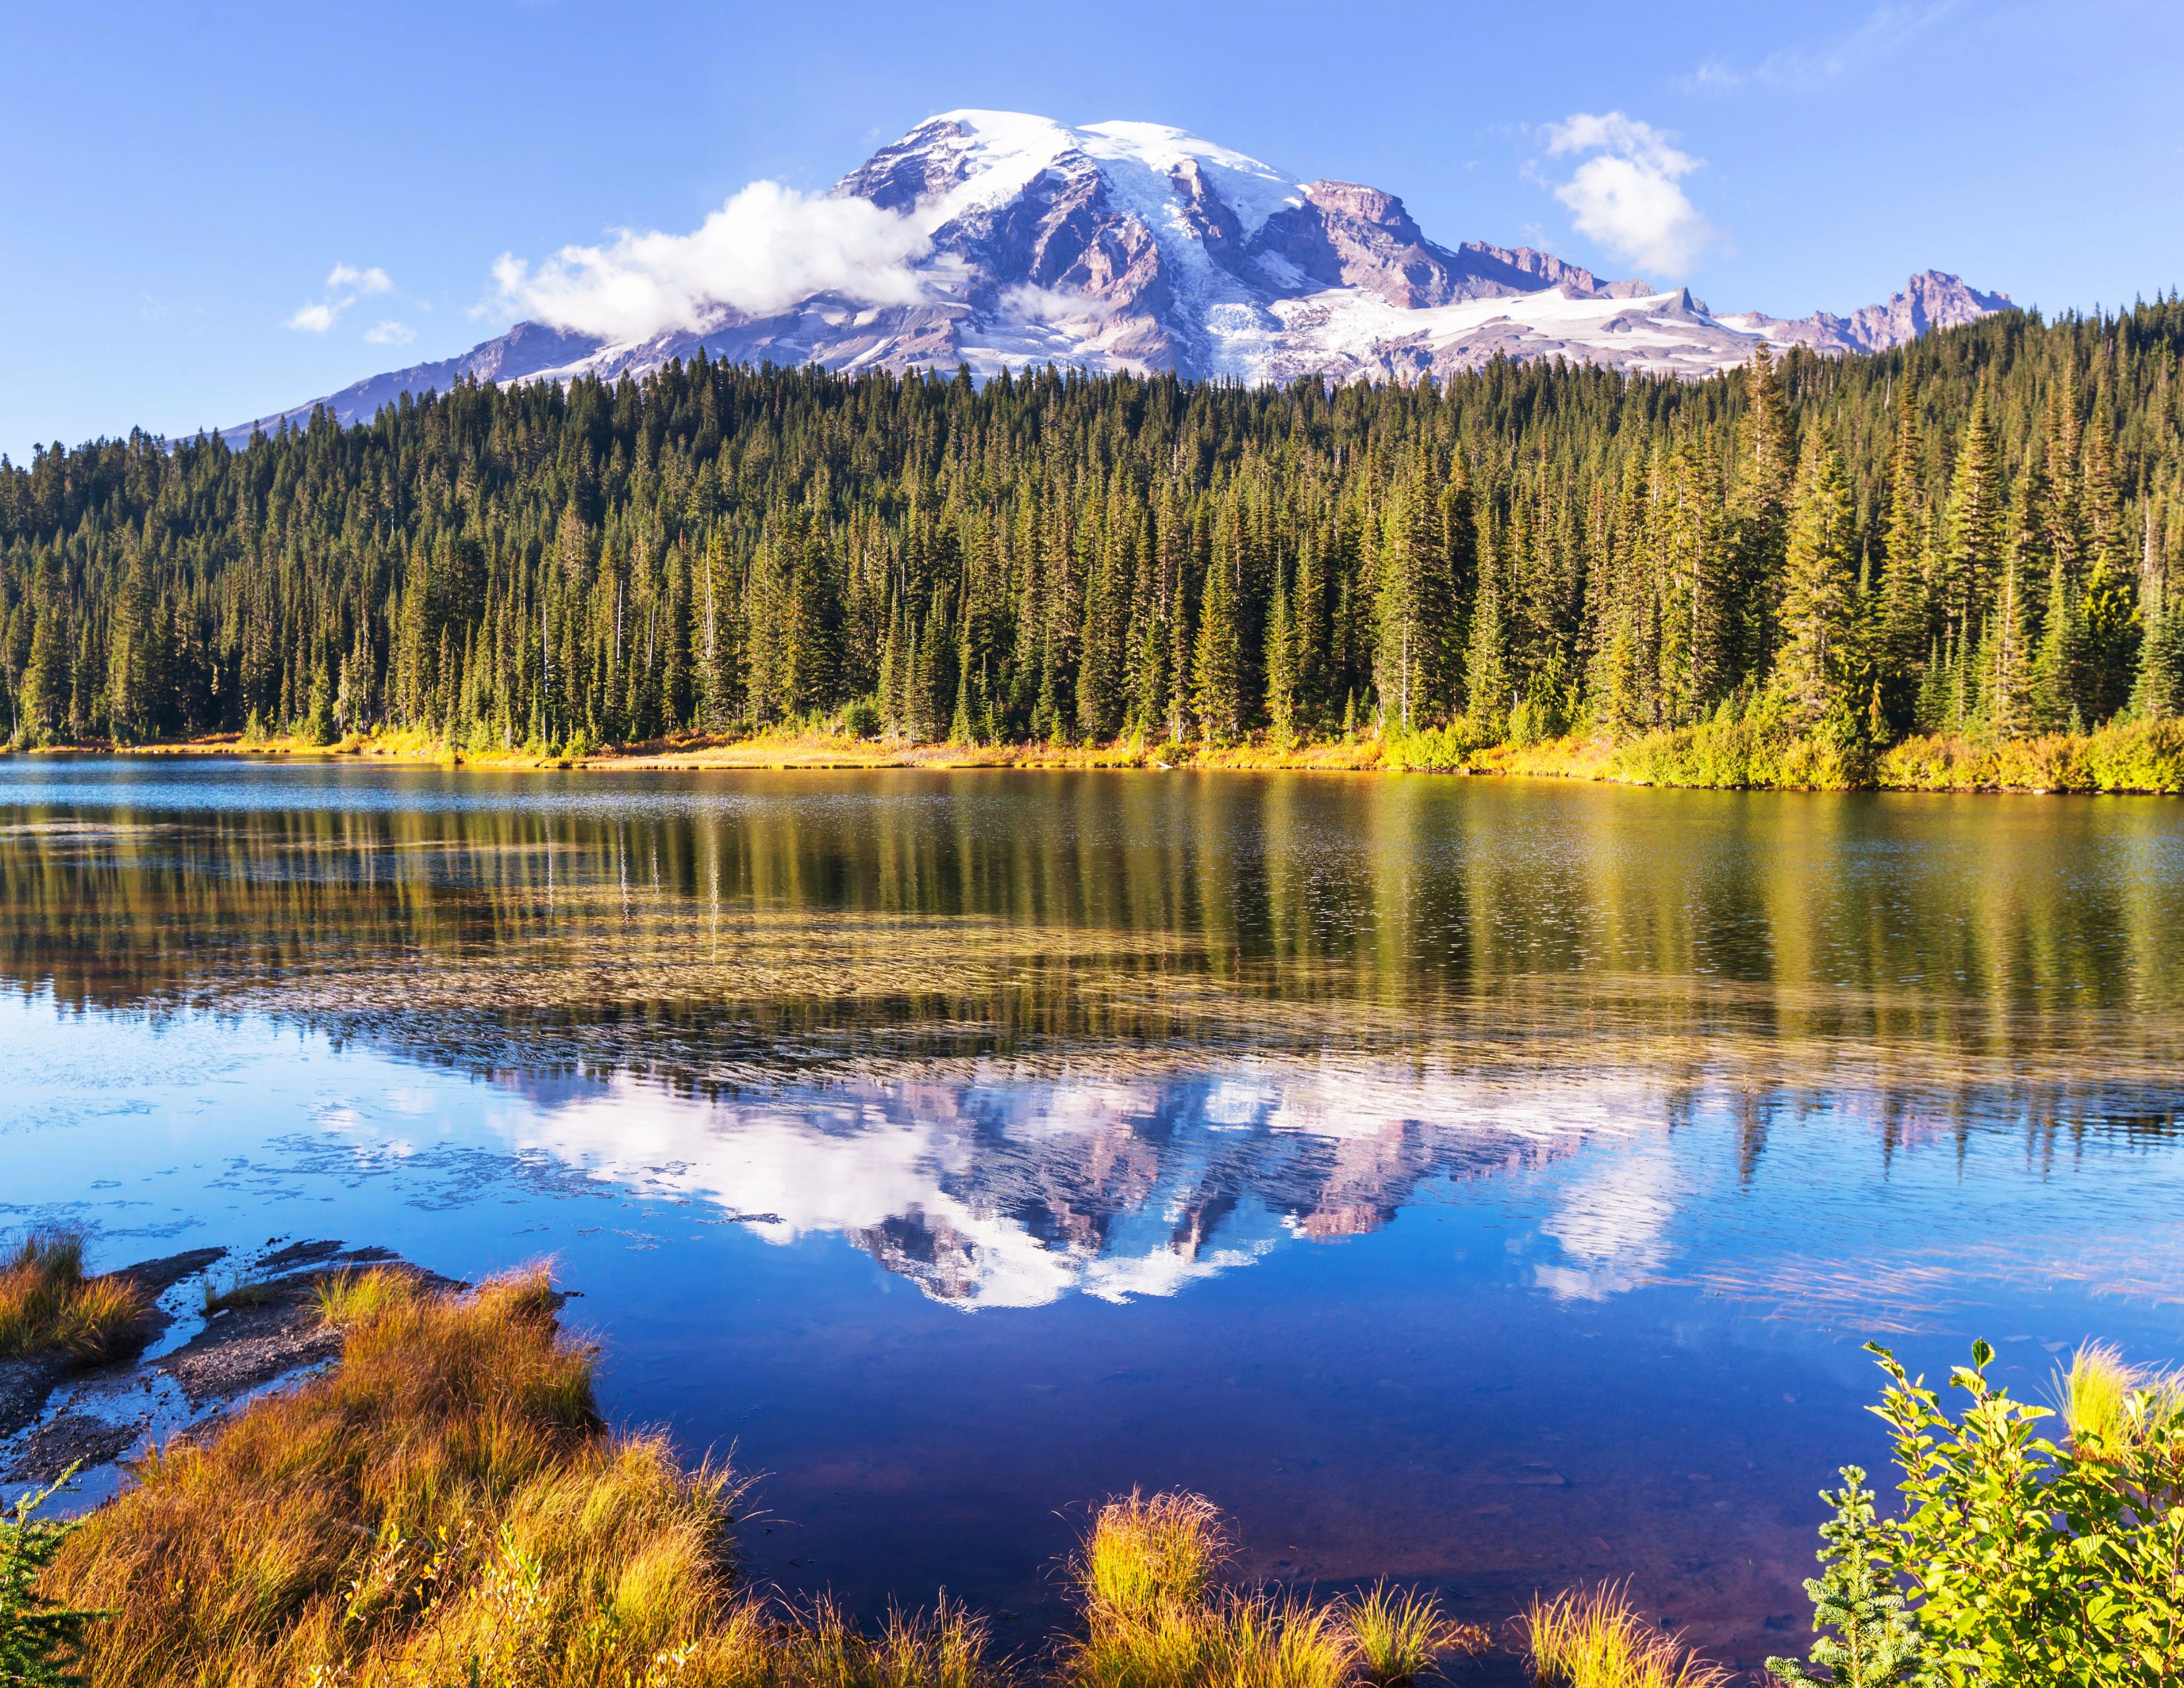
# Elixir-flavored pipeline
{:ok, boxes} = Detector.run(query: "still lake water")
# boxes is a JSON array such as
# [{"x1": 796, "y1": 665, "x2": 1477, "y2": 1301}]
[{"x1": 7, "y1": 757, "x2": 2184, "y2": 1670}]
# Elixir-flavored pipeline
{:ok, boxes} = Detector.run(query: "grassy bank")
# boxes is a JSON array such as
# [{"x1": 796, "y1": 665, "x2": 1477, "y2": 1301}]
[
  {"x1": 7, "y1": 1266, "x2": 1717, "y2": 1688},
  {"x1": 1387, "y1": 709, "x2": 2184, "y2": 793},
  {"x1": 0, "y1": 1234, "x2": 153, "y2": 1364},
  {"x1": 19, "y1": 1268, "x2": 2173, "y2": 1685},
  {"x1": 13, "y1": 714, "x2": 2184, "y2": 791}
]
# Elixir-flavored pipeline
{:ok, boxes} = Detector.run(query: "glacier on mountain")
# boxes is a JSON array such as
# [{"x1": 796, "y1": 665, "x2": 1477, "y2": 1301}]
[{"x1": 226, "y1": 110, "x2": 2013, "y2": 442}]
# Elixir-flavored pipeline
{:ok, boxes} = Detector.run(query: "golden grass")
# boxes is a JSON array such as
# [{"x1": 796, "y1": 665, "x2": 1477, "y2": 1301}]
[
  {"x1": 1340, "y1": 1585, "x2": 1486, "y2": 1688},
  {"x1": 2055, "y1": 1341, "x2": 2184, "y2": 1448},
  {"x1": 0, "y1": 1230, "x2": 154, "y2": 1362},
  {"x1": 771, "y1": 1594, "x2": 1002, "y2": 1688},
  {"x1": 44, "y1": 1264, "x2": 749, "y2": 1688},
  {"x1": 1063, "y1": 1492, "x2": 1483, "y2": 1688},
  {"x1": 1522, "y1": 1584, "x2": 1728, "y2": 1688}
]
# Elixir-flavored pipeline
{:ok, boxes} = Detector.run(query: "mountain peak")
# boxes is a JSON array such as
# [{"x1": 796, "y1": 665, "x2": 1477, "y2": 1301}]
[{"x1": 226, "y1": 112, "x2": 2016, "y2": 443}]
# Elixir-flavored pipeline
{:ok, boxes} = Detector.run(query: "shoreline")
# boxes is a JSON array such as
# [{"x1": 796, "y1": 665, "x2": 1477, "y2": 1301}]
[{"x1": 6, "y1": 722, "x2": 2184, "y2": 793}]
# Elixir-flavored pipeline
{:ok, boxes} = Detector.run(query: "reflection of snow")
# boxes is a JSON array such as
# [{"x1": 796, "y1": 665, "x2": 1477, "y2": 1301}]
[
  {"x1": 1535, "y1": 1141, "x2": 1688, "y2": 1301},
  {"x1": 473, "y1": 1062, "x2": 1652, "y2": 1310}
]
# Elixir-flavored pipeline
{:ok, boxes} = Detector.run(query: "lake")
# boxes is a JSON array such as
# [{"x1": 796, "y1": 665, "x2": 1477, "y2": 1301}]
[{"x1": 6, "y1": 757, "x2": 2184, "y2": 1674}]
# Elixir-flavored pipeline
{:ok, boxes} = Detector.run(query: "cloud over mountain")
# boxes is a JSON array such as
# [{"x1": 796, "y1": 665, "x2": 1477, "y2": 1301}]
[
  {"x1": 1541, "y1": 112, "x2": 1716, "y2": 276},
  {"x1": 228, "y1": 110, "x2": 2010, "y2": 444},
  {"x1": 489, "y1": 181, "x2": 937, "y2": 344}
]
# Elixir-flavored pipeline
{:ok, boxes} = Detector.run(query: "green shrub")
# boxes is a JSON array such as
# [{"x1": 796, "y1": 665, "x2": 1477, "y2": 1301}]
[
  {"x1": 1381, "y1": 721, "x2": 1485, "y2": 772},
  {"x1": 1772, "y1": 1339, "x2": 2184, "y2": 1686}
]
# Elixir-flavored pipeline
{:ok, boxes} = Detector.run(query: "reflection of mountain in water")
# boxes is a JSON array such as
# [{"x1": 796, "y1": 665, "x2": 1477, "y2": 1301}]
[{"x1": 485, "y1": 1063, "x2": 1625, "y2": 1307}]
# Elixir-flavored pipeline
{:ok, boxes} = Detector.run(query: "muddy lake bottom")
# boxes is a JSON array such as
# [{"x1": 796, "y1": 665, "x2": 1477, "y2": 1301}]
[{"x1": 7, "y1": 757, "x2": 2184, "y2": 1674}]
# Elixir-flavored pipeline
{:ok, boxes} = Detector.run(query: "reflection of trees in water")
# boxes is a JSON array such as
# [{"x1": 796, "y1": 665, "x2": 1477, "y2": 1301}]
[{"x1": 4, "y1": 772, "x2": 2183, "y2": 1097}]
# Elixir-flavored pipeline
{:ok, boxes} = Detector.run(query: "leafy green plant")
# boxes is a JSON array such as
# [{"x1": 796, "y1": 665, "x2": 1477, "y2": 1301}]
[
  {"x1": 1, "y1": 1465, "x2": 107, "y2": 1686},
  {"x1": 1774, "y1": 1340, "x2": 2184, "y2": 1688}
]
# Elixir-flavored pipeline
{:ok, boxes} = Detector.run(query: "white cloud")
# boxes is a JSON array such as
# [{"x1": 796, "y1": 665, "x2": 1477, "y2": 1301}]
[
  {"x1": 363, "y1": 319, "x2": 416, "y2": 346},
  {"x1": 1539, "y1": 112, "x2": 1717, "y2": 277},
  {"x1": 286, "y1": 263, "x2": 397, "y2": 333},
  {"x1": 490, "y1": 180, "x2": 934, "y2": 345}
]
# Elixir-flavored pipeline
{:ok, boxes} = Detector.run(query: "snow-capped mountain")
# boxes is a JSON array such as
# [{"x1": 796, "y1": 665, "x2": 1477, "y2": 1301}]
[{"x1": 228, "y1": 111, "x2": 2013, "y2": 442}]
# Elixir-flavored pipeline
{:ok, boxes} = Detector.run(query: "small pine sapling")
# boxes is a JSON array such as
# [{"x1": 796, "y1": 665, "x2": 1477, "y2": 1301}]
[
  {"x1": 1767, "y1": 1465, "x2": 1930, "y2": 1688},
  {"x1": 1, "y1": 1464, "x2": 107, "y2": 1686}
]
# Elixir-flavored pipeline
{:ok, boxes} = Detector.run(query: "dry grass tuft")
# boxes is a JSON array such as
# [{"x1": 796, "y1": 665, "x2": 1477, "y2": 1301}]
[
  {"x1": 1073, "y1": 1491, "x2": 1230, "y2": 1630},
  {"x1": 0, "y1": 1230, "x2": 154, "y2": 1362},
  {"x1": 2053, "y1": 1340, "x2": 2184, "y2": 1453},
  {"x1": 1340, "y1": 1584, "x2": 1486, "y2": 1687},
  {"x1": 44, "y1": 1264, "x2": 754, "y2": 1688},
  {"x1": 774, "y1": 1593, "x2": 1003, "y2": 1688},
  {"x1": 1064, "y1": 1494, "x2": 1477, "y2": 1688},
  {"x1": 1522, "y1": 1583, "x2": 1728, "y2": 1688}
]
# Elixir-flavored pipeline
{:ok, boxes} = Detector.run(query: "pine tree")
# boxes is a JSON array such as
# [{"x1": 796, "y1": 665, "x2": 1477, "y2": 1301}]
[
  {"x1": 1265, "y1": 560, "x2": 1298, "y2": 746},
  {"x1": 1938, "y1": 385, "x2": 2003, "y2": 650},
  {"x1": 1463, "y1": 534, "x2": 1510, "y2": 741},
  {"x1": 1373, "y1": 467, "x2": 1454, "y2": 731},
  {"x1": 1984, "y1": 481, "x2": 2034, "y2": 740},
  {"x1": 1729, "y1": 344, "x2": 1796, "y2": 678},
  {"x1": 1193, "y1": 506, "x2": 1242, "y2": 743},
  {"x1": 1775, "y1": 440, "x2": 1858, "y2": 724},
  {"x1": 2029, "y1": 559, "x2": 2081, "y2": 733},
  {"x1": 2077, "y1": 399, "x2": 2138, "y2": 722},
  {"x1": 2129, "y1": 502, "x2": 2184, "y2": 720},
  {"x1": 1873, "y1": 394, "x2": 1933, "y2": 735},
  {"x1": 1766, "y1": 1466, "x2": 1930, "y2": 1688}
]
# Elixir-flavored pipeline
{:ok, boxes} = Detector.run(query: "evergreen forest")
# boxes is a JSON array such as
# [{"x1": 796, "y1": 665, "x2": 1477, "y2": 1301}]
[{"x1": 5, "y1": 298, "x2": 2184, "y2": 778}]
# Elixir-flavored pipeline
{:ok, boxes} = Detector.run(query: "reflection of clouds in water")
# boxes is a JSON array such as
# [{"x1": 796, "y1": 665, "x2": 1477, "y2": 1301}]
[
  {"x1": 475, "y1": 1062, "x2": 1649, "y2": 1309},
  {"x1": 1535, "y1": 1140, "x2": 1690, "y2": 1302}
]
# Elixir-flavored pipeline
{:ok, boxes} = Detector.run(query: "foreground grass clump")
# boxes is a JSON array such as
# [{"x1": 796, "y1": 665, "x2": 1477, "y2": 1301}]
[
  {"x1": 0, "y1": 1231, "x2": 154, "y2": 1362},
  {"x1": 1064, "y1": 1491, "x2": 1486, "y2": 1688},
  {"x1": 44, "y1": 1265, "x2": 753, "y2": 1688},
  {"x1": 1522, "y1": 1585, "x2": 1728, "y2": 1688}
]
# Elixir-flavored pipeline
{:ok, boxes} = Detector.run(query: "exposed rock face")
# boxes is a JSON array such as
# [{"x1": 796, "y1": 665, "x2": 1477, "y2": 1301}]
[
  {"x1": 227, "y1": 112, "x2": 2014, "y2": 443},
  {"x1": 1717, "y1": 269, "x2": 2015, "y2": 355}
]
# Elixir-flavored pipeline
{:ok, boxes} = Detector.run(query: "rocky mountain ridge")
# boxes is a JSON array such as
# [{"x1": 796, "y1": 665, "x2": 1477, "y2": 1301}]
[{"x1": 227, "y1": 111, "x2": 2013, "y2": 442}]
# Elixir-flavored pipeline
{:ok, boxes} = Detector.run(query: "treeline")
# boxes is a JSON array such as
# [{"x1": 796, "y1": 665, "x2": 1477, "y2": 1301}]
[{"x1": 4, "y1": 297, "x2": 2183, "y2": 759}]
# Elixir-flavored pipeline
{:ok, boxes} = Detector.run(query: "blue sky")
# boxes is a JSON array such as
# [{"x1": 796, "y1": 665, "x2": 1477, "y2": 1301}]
[{"x1": 5, "y1": 0, "x2": 2181, "y2": 460}]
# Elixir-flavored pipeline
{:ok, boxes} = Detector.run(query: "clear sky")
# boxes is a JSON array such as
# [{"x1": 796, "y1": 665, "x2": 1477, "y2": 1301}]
[{"x1": 5, "y1": 0, "x2": 2181, "y2": 461}]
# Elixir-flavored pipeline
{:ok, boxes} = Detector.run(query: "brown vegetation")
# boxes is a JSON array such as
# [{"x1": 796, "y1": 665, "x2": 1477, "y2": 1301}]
[{"x1": 0, "y1": 1233, "x2": 154, "y2": 1364}]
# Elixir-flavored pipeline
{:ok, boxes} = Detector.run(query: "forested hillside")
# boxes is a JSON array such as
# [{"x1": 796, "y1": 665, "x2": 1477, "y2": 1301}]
[{"x1": 4, "y1": 299, "x2": 2183, "y2": 774}]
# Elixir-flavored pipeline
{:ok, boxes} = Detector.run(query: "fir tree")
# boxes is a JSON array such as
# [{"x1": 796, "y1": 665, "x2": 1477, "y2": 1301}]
[
  {"x1": 1463, "y1": 541, "x2": 1510, "y2": 741},
  {"x1": 1775, "y1": 440, "x2": 1858, "y2": 724},
  {"x1": 1766, "y1": 1466, "x2": 1931, "y2": 1688},
  {"x1": 1193, "y1": 510, "x2": 1242, "y2": 743},
  {"x1": 1938, "y1": 384, "x2": 2003, "y2": 650},
  {"x1": 1265, "y1": 561, "x2": 1298, "y2": 746},
  {"x1": 2029, "y1": 559, "x2": 2081, "y2": 732}
]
